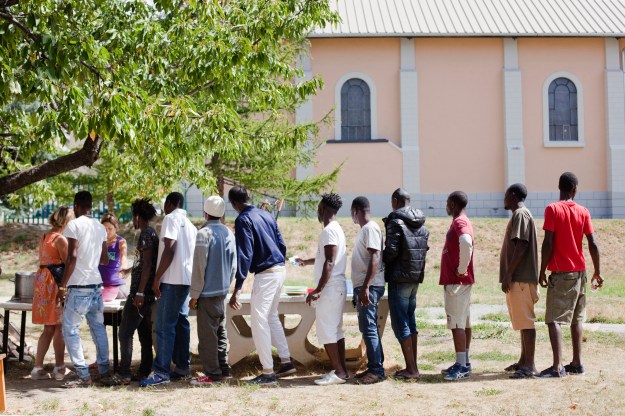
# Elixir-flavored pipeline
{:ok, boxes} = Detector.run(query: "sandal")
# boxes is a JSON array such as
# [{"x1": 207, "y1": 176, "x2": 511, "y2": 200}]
[
  {"x1": 357, "y1": 372, "x2": 385, "y2": 385},
  {"x1": 392, "y1": 370, "x2": 420, "y2": 381},
  {"x1": 504, "y1": 363, "x2": 520, "y2": 372},
  {"x1": 354, "y1": 370, "x2": 370, "y2": 379},
  {"x1": 100, "y1": 374, "x2": 130, "y2": 386},
  {"x1": 510, "y1": 368, "x2": 536, "y2": 379}
]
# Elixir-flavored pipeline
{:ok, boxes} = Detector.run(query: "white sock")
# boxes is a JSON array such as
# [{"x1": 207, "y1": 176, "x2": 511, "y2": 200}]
[
  {"x1": 32, "y1": 367, "x2": 43, "y2": 372},
  {"x1": 456, "y1": 352, "x2": 467, "y2": 367},
  {"x1": 262, "y1": 369, "x2": 274, "y2": 375},
  {"x1": 466, "y1": 348, "x2": 470, "y2": 364},
  {"x1": 280, "y1": 357, "x2": 291, "y2": 364}
]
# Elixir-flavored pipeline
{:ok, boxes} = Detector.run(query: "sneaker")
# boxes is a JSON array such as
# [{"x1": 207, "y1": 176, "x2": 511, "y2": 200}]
[
  {"x1": 442, "y1": 362, "x2": 472, "y2": 375},
  {"x1": 539, "y1": 366, "x2": 566, "y2": 378},
  {"x1": 443, "y1": 363, "x2": 471, "y2": 381},
  {"x1": 139, "y1": 374, "x2": 171, "y2": 387},
  {"x1": 52, "y1": 366, "x2": 72, "y2": 381},
  {"x1": 31, "y1": 368, "x2": 51, "y2": 380},
  {"x1": 169, "y1": 371, "x2": 191, "y2": 381},
  {"x1": 62, "y1": 378, "x2": 93, "y2": 388},
  {"x1": 564, "y1": 363, "x2": 585, "y2": 375},
  {"x1": 245, "y1": 373, "x2": 277, "y2": 386},
  {"x1": 314, "y1": 370, "x2": 347, "y2": 386},
  {"x1": 275, "y1": 361, "x2": 296, "y2": 378},
  {"x1": 100, "y1": 374, "x2": 131, "y2": 386},
  {"x1": 190, "y1": 375, "x2": 222, "y2": 386},
  {"x1": 131, "y1": 373, "x2": 150, "y2": 382}
]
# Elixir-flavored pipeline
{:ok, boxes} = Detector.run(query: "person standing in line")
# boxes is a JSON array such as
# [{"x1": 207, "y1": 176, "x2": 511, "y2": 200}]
[
  {"x1": 499, "y1": 184, "x2": 540, "y2": 379},
  {"x1": 102, "y1": 199, "x2": 159, "y2": 386},
  {"x1": 58, "y1": 191, "x2": 109, "y2": 388},
  {"x1": 382, "y1": 188, "x2": 429, "y2": 381},
  {"x1": 189, "y1": 196, "x2": 237, "y2": 386},
  {"x1": 140, "y1": 192, "x2": 197, "y2": 387},
  {"x1": 31, "y1": 206, "x2": 74, "y2": 381},
  {"x1": 440, "y1": 191, "x2": 475, "y2": 381},
  {"x1": 228, "y1": 185, "x2": 295, "y2": 385},
  {"x1": 350, "y1": 196, "x2": 386, "y2": 384},
  {"x1": 538, "y1": 172, "x2": 602, "y2": 378},
  {"x1": 297, "y1": 193, "x2": 349, "y2": 386}
]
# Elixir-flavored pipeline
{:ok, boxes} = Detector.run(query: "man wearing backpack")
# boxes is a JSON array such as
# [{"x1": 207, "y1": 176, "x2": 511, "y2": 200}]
[{"x1": 383, "y1": 188, "x2": 429, "y2": 380}]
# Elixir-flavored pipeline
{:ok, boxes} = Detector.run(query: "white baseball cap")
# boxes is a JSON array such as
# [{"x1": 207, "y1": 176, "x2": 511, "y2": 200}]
[{"x1": 203, "y1": 196, "x2": 225, "y2": 218}]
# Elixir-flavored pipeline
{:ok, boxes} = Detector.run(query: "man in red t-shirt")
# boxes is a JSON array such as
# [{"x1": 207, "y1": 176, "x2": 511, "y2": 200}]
[
  {"x1": 539, "y1": 172, "x2": 602, "y2": 378},
  {"x1": 439, "y1": 191, "x2": 475, "y2": 381}
]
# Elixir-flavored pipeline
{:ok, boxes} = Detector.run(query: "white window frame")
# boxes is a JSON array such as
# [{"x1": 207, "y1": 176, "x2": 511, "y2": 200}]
[
  {"x1": 543, "y1": 72, "x2": 585, "y2": 148},
  {"x1": 335, "y1": 72, "x2": 377, "y2": 141}
]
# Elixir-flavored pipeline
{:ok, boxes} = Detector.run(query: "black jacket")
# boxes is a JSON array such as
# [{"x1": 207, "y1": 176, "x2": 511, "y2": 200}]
[{"x1": 383, "y1": 206, "x2": 429, "y2": 284}]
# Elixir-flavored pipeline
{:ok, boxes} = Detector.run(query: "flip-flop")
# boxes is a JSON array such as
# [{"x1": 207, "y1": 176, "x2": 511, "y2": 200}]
[
  {"x1": 510, "y1": 368, "x2": 536, "y2": 379},
  {"x1": 504, "y1": 363, "x2": 520, "y2": 372}
]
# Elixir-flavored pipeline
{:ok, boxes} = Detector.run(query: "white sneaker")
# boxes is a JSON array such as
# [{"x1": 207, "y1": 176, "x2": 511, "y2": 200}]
[
  {"x1": 31, "y1": 368, "x2": 51, "y2": 380},
  {"x1": 53, "y1": 366, "x2": 72, "y2": 381},
  {"x1": 314, "y1": 370, "x2": 346, "y2": 386}
]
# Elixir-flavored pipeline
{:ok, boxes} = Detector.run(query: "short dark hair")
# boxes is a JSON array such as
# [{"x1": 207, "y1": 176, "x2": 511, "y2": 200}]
[
  {"x1": 558, "y1": 172, "x2": 578, "y2": 193},
  {"x1": 351, "y1": 196, "x2": 370, "y2": 212},
  {"x1": 131, "y1": 198, "x2": 157, "y2": 222},
  {"x1": 74, "y1": 191, "x2": 93, "y2": 209},
  {"x1": 321, "y1": 193, "x2": 342, "y2": 212},
  {"x1": 165, "y1": 192, "x2": 184, "y2": 208},
  {"x1": 506, "y1": 183, "x2": 528, "y2": 201},
  {"x1": 391, "y1": 188, "x2": 411, "y2": 205},
  {"x1": 448, "y1": 191, "x2": 468, "y2": 209},
  {"x1": 228, "y1": 185, "x2": 250, "y2": 204}
]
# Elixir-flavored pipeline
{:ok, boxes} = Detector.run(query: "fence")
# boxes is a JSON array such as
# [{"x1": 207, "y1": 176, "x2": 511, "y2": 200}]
[{"x1": 4, "y1": 201, "x2": 131, "y2": 225}]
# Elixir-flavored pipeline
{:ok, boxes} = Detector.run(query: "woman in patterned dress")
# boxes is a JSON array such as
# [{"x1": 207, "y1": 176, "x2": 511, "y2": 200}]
[{"x1": 31, "y1": 206, "x2": 74, "y2": 380}]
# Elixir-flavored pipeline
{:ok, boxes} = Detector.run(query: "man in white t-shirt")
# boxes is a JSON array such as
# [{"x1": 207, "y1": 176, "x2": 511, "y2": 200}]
[
  {"x1": 59, "y1": 191, "x2": 109, "y2": 388},
  {"x1": 140, "y1": 192, "x2": 197, "y2": 387},
  {"x1": 297, "y1": 193, "x2": 348, "y2": 386},
  {"x1": 350, "y1": 196, "x2": 386, "y2": 384}
]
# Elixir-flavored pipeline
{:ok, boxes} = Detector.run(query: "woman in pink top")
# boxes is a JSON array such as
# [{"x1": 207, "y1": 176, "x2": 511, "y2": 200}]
[{"x1": 99, "y1": 214, "x2": 129, "y2": 301}]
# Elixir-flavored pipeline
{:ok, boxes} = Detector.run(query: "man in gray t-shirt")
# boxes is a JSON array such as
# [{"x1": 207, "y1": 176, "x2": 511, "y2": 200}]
[
  {"x1": 500, "y1": 183, "x2": 539, "y2": 379},
  {"x1": 350, "y1": 196, "x2": 385, "y2": 384}
]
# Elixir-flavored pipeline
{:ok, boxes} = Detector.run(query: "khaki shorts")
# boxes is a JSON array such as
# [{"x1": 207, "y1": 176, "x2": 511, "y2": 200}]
[
  {"x1": 545, "y1": 271, "x2": 586, "y2": 325},
  {"x1": 506, "y1": 282, "x2": 539, "y2": 330},
  {"x1": 444, "y1": 285, "x2": 472, "y2": 330}
]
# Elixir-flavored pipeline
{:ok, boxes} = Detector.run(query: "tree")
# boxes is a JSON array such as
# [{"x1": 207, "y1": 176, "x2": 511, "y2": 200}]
[{"x1": 0, "y1": 0, "x2": 339, "y2": 208}]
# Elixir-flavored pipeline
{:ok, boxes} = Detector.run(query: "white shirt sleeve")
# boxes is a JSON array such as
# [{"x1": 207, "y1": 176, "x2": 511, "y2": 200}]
[
  {"x1": 458, "y1": 233, "x2": 473, "y2": 274},
  {"x1": 160, "y1": 214, "x2": 179, "y2": 241},
  {"x1": 63, "y1": 220, "x2": 78, "y2": 240}
]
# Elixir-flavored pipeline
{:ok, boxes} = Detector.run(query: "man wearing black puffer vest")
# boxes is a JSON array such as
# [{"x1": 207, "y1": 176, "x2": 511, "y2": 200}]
[{"x1": 383, "y1": 188, "x2": 429, "y2": 381}]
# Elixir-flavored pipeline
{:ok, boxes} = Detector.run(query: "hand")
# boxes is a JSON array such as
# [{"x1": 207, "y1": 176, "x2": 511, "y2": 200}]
[
  {"x1": 133, "y1": 293, "x2": 144, "y2": 308},
  {"x1": 591, "y1": 272, "x2": 604, "y2": 289},
  {"x1": 455, "y1": 269, "x2": 468, "y2": 278},
  {"x1": 306, "y1": 289, "x2": 320, "y2": 306},
  {"x1": 56, "y1": 287, "x2": 67, "y2": 303},
  {"x1": 152, "y1": 279, "x2": 161, "y2": 299},
  {"x1": 358, "y1": 287, "x2": 370, "y2": 306},
  {"x1": 229, "y1": 290, "x2": 241, "y2": 310},
  {"x1": 189, "y1": 298, "x2": 198, "y2": 310},
  {"x1": 501, "y1": 279, "x2": 510, "y2": 294},
  {"x1": 294, "y1": 257, "x2": 306, "y2": 266},
  {"x1": 539, "y1": 272, "x2": 548, "y2": 288}
]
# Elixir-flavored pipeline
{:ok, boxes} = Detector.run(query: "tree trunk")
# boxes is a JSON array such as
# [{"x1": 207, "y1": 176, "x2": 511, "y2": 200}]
[
  {"x1": 106, "y1": 192, "x2": 115, "y2": 214},
  {"x1": 0, "y1": 135, "x2": 102, "y2": 196}
]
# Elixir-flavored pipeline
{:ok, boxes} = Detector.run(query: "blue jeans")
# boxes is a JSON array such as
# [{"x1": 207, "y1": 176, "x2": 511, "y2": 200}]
[
  {"x1": 388, "y1": 282, "x2": 419, "y2": 342},
  {"x1": 353, "y1": 285, "x2": 385, "y2": 377},
  {"x1": 153, "y1": 283, "x2": 191, "y2": 379},
  {"x1": 62, "y1": 287, "x2": 109, "y2": 380}
]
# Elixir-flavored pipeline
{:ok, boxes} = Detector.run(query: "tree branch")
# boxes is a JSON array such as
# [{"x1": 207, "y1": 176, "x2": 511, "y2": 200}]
[
  {"x1": 0, "y1": 11, "x2": 38, "y2": 42},
  {"x1": 0, "y1": 135, "x2": 102, "y2": 196}
]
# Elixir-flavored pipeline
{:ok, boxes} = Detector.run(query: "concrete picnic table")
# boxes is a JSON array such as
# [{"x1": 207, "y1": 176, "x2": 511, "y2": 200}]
[
  {"x1": 0, "y1": 298, "x2": 125, "y2": 372},
  {"x1": 226, "y1": 293, "x2": 390, "y2": 367}
]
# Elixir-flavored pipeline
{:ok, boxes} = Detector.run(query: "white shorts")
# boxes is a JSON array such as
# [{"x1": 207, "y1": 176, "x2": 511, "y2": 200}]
[
  {"x1": 444, "y1": 284, "x2": 472, "y2": 330},
  {"x1": 315, "y1": 283, "x2": 346, "y2": 345}
]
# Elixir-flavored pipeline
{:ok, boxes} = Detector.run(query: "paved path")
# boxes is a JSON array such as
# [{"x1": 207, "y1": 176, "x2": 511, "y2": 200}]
[{"x1": 418, "y1": 304, "x2": 625, "y2": 335}]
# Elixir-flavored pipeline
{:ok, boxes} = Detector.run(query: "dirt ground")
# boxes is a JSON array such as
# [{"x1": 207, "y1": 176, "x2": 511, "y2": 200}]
[{"x1": 2, "y1": 218, "x2": 625, "y2": 415}]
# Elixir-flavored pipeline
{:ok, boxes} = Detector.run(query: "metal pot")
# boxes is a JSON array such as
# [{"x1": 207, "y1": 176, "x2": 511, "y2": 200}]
[{"x1": 12, "y1": 272, "x2": 36, "y2": 302}]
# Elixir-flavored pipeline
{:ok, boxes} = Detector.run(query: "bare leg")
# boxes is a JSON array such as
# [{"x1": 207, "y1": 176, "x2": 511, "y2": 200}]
[
  {"x1": 570, "y1": 323, "x2": 583, "y2": 367},
  {"x1": 411, "y1": 333, "x2": 418, "y2": 366},
  {"x1": 520, "y1": 329, "x2": 537, "y2": 373},
  {"x1": 35, "y1": 325, "x2": 56, "y2": 368},
  {"x1": 324, "y1": 342, "x2": 348, "y2": 379},
  {"x1": 53, "y1": 325, "x2": 65, "y2": 367},
  {"x1": 547, "y1": 322, "x2": 563, "y2": 370},
  {"x1": 452, "y1": 328, "x2": 467, "y2": 355},
  {"x1": 398, "y1": 336, "x2": 419, "y2": 376},
  {"x1": 337, "y1": 338, "x2": 348, "y2": 376},
  {"x1": 465, "y1": 328, "x2": 472, "y2": 352}
]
